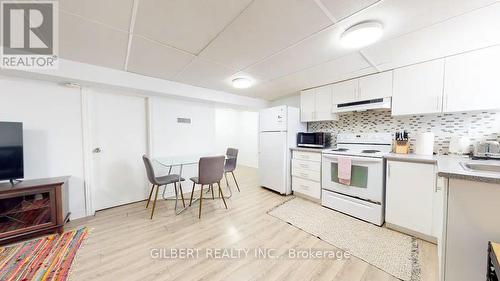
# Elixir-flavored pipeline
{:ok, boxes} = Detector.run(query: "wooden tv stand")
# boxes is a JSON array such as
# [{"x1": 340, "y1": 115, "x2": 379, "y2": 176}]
[{"x1": 0, "y1": 177, "x2": 70, "y2": 244}]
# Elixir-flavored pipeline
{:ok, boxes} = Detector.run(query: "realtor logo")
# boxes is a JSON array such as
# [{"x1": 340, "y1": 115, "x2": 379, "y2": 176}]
[{"x1": 1, "y1": 1, "x2": 58, "y2": 69}]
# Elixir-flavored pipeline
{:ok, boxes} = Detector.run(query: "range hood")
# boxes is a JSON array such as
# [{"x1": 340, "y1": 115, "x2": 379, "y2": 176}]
[{"x1": 333, "y1": 97, "x2": 392, "y2": 113}]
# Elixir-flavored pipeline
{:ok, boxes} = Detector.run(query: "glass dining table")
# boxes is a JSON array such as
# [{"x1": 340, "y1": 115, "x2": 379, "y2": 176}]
[{"x1": 154, "y1": 154, "x2": 233, "y2": 215}]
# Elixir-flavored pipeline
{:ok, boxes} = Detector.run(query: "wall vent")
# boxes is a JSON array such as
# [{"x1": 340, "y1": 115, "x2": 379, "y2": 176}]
[{"x1": 177, "y1": 118, "x2": 191, "y2": 124}]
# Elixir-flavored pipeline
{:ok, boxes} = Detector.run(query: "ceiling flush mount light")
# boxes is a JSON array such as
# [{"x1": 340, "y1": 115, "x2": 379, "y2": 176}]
[
  {"x1": 340, "y1": 21, "x2": 383, "y2": 49},
  {"x1": 232, "y1": 77, "x2": 252, "y2": 89}
]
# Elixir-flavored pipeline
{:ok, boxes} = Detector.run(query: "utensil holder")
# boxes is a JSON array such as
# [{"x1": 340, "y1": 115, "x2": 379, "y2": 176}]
[{"x1": 394, "y1": 141, "x2": 410, "y2": 154}]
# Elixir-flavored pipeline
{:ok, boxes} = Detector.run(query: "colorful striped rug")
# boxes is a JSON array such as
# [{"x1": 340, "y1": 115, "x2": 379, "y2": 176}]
[{"x1": 0, "y1": 227, "x2": 88, "y2": 281}]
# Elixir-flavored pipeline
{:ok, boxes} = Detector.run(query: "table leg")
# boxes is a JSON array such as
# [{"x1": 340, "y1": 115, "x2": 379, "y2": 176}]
[{"x1": 157, "y1": 163, "x2": 200, "y2": 215}]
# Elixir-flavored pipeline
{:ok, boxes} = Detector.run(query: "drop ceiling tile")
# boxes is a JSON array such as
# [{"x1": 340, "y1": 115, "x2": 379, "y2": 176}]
[
  {"x1": 252, "y1": 53, "x2": 375, "y2": 100},
  {"x1": 362, "y1": 3, "x2": 500, "y2": 70},
  {"x1": 331, "y1": 0, "x2": 497, "y2": 52},
  {"x1": 59, "y1": 0, "x2": 134, "y2": 31},
  {"x1": 199, "y1": 0, "x2": 332, "y2": 70},
  {"x1": 127, "y1": 36, "x2": 195, "y2": 80},
  {"x1": 134, "y1": 0, "x2": 252, "y2": 54},
  {"x1": 174, "y1": 58, "x2": 238, "y2": 91},
  {"x1": 281, "y1": 52, "x2": 374, "y2": 89},
  {"x1": 59, "y1": 12, "x2": 129, "y2": 70},
  {"x1": 244, "y1": 25, "x2": 349, "y2": 81},
  {"x1": 319, "y1": 0, "x2": 380, "y2": 21}
]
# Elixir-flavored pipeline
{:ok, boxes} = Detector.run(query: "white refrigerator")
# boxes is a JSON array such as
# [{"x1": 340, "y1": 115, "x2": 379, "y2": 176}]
[{"x1": 259, "y1": 105, "x2": 306, "y2": 195}]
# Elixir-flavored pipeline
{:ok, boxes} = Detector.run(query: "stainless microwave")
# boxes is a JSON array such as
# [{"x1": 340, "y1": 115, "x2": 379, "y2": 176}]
[{"x1": 297, "y1": 132, "x2": 331, "y2": 148}]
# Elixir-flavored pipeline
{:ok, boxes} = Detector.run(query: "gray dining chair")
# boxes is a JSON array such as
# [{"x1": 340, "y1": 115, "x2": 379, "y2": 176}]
[
  {"x1": 224, "y1": 148, "x2": 240, "y2": 192},
  {"x1": 142, "y1": 155, "x2": 185, "y2": 219},
  {"x1": 189, "y1": 156, "x2": 227, "y2": 218}
]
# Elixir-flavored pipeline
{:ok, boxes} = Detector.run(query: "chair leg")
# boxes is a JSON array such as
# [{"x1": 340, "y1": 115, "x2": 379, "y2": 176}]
[
  {"x1": 231, "y1": 171, "x2": 240, "y2": 192},
  {"x1": 210, "y1": 184, "x2": 215, "y2": 200},
  {"x1": 217, "y1": 182, "x2": 228, "y2": 209},
  {"x1": 189, "y1": 182, "x2": 195, "y2": 206},
  {"x1": 150, "y1": 185, "x2": 160, "y2": 219},
  {"x1": 179, "y1": 183, "x2": 186, "y2": 208},
  {"x1": 199, "y1": 185, "x2": 204, "y2": 219},
  {"x1": 146, "y1": 184, "x2": 155, "y2": 208},
  {"x1": 224, "y1": 172, "x2": 230, "y2": 187}
]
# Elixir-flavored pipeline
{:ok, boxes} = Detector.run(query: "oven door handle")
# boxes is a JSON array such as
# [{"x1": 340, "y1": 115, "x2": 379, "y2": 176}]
[{"x1": 322, "y1": 154, "x2": 383, "y2": 163}]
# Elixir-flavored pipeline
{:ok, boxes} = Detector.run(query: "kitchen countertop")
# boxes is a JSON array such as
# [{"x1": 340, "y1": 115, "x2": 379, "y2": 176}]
[
  {"x1": 384, "y1": 153, "x2": 500, "y2": 184},
  {"x1": 384, "y1": 153, "x2": 438, "y2": 164},
  {"x1": 290, "y1": 147, "x2": 327, "y2": 153}
]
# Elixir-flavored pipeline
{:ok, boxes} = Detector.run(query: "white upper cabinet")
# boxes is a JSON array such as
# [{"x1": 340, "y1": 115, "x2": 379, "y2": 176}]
[
  {"x1": 443, "y1": 45, "x2": 500, "y2": 113},
  {"x1": 300, "y1": 85, "x2": 337, "y2": 122},
  {"x1": 392, "y1": 59, "x2": 445, "y2": 116},
  {"x1": 314, "y1": 85, "x2": 335, "y2": 121},
  {"x1": 332, "y1": 71, "x2": 393, "y2": 105},
  {"x1": 300, "y1": 89, "x2": 315, "y2": 122},
  {"x1": 358, "y1": 71, "x2": 393, "y2": 100},
  {"x1": 332, "y1": 79, "x2": 358, "y2": 104}
]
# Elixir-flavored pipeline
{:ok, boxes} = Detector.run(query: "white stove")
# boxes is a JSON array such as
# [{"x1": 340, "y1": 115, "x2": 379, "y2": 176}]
[
  {"x1": 321, "y1": 133, "x2": 392, "y2": 226},
  {"x1": 323, "y1": 133, "x2": 393, "y2": 158}
]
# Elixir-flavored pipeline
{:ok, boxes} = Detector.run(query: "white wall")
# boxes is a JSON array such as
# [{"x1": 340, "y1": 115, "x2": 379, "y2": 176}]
[
  {"x1": 0, "y1": 75, "x2": 261, "y2": 217},
  {"x1": 150, "y1": 97, "x2": 216, "y2": 194},
  {"x1": 0, "y1": 77, "x2": 87, "y2": 219},
  {"x1": 214, "y1": 108, "x2": 259, "y2": 168},
  {"x1": 270, "y1": 94, "x2": 300, "y2": 108}
]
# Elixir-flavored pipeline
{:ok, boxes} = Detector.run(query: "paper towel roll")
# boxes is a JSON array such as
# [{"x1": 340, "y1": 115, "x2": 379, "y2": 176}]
[{"x1": 415, "y1": 132, "x2": 435, "y2": 155}]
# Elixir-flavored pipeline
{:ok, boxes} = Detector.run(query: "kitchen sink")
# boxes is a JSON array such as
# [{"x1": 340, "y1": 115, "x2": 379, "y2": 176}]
[{"x1": 460, "y1": 162, "x2": 500, "y2": 173}]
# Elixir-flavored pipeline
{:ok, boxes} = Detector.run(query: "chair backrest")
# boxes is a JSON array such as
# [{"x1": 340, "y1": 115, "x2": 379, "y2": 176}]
[
  {"x1": 198, "y1": 156, "x2": 225, "y2": 184},
  {"x1": 142, "y1": 155, "x2": 157, "y2": 185},
  {"x1": 225, "y1": 148, "x2": 238, "y2": 172}
]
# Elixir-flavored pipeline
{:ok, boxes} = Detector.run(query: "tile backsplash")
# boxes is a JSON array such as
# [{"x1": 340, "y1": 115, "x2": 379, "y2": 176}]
[{"x1": 308, "y1": 110, "x2": 500, "y2": 154}]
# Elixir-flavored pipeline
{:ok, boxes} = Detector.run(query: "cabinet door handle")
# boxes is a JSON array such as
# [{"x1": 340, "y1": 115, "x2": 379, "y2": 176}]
[
  {"x1": 300, "y1": 185, "x2": 309, "y2": 190},
  {"x1": 300, "y1": 173, "x2": 308, "y2": 178},
  {"x1": 387, "y1": 163, "x2": 391, "y2": 178}
]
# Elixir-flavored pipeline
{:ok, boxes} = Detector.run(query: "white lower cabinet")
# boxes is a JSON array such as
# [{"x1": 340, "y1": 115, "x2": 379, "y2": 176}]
[
  {"x1": 385, "y1": 160, "x2": 442, "y2": 241},
  {"x1": 292, "y1": 176, "x2": 321, "y2": 199},
  {"x1": 442, "y1": 179, "x2": 500, "y2": 281},
  {"x1": 291, "y1": 150, "x2": 321, "y2": 200}
]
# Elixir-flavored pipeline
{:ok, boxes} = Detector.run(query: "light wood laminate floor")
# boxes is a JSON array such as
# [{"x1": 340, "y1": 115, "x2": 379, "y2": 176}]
[{"x1": 67, "y1": 166, "x2": 438, "y2": 281}]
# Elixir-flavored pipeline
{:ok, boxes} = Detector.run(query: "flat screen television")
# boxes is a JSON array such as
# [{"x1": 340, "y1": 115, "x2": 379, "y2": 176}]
[{"x1": 0, "y1": 122, "x2": 24, "y2": 182}]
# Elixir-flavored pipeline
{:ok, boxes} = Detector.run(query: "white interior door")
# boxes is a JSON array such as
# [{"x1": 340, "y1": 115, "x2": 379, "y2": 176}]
[
  {"x1": 258, "y1": 131, "x2": 286, "y2": 194},
  {"x1": 90, "y1": 92, "x2": 149, "y2": 211}
]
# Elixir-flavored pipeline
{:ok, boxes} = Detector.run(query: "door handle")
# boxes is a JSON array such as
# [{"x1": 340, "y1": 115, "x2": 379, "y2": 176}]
[{"x1": 93, "y1": 147, "x2": 102, "y2": 153}]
